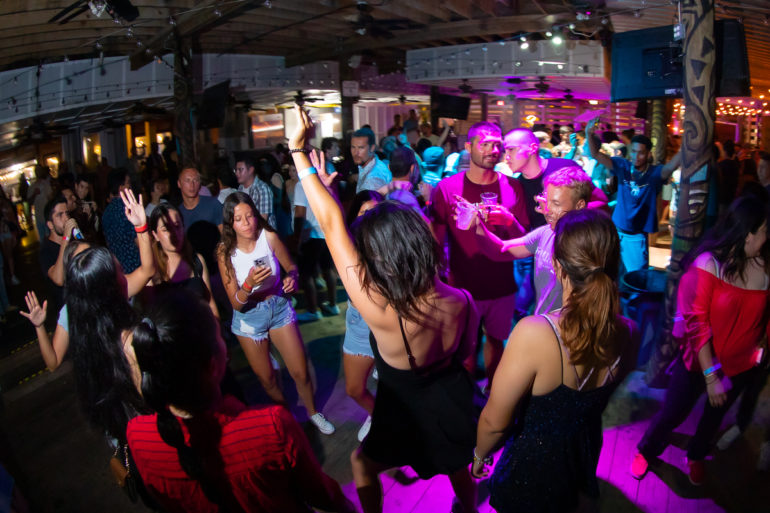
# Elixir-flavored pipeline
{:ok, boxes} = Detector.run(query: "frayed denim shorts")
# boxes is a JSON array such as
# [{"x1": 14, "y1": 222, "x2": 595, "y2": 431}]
[
  {"x1": 343, "y1": 301, "x2": 374, "y2": 358},
  {"x1": 231, "y1": 295, "x2": 296, "y2": 343}
]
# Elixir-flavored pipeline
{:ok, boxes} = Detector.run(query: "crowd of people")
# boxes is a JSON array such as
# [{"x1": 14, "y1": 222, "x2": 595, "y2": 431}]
[{"x1": 0, "y1": 103, "x2": 767, "y2": 512}]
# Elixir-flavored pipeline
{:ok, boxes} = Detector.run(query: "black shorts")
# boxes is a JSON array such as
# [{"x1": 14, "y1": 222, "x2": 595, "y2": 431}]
[{"x1": 298, "y1": 238, "x2": 334, "y2": 276}]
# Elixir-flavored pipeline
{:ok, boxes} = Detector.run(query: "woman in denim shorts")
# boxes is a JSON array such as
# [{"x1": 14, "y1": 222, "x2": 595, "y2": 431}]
[
  {"x1": 217, "y1": 192, "x2": 334, "y2": 435},
  {"x1": 343, "y1": 190, "x2": 383, "y2": 442}
]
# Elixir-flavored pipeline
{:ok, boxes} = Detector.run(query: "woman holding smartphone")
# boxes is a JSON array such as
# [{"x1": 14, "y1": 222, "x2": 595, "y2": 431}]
[{"x1": 216, "y1": 192, "x2": 335, "y2": 435}]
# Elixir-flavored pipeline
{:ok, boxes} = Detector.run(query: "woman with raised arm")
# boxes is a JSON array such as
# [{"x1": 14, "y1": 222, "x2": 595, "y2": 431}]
[
  {"x1": 216, "y1": 191, "x2": 335, "y2": 435},
  {"x1": 127, "y1": 288, "x2": 355, "y2": 513},
  {"x1": 145, "y1": 203, "x2": 219, "y2": 318},
  {"x1": 289, "y1": 105, "x2": 481, "y2": 513},
  {"x1": 473, "y1": 209, "x2": 639, "y2": 513},
  {"x1": 21, "y1": 189, "x2": 155, "y2": 372}
]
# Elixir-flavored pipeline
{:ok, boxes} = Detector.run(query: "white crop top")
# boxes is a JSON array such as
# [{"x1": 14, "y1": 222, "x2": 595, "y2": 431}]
[{"x1": 230, "y1": 229, "x2": 280, "y2": 295}]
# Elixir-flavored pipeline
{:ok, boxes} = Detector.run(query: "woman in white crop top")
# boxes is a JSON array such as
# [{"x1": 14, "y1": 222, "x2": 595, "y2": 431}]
[{"x1": 216, "y1": 192, "x2": 335, "y2": 435}]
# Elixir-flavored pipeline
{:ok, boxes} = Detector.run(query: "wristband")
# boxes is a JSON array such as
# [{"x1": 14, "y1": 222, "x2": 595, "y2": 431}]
[
  {"x1": 298, "y1": 166, "x2": 317, "y2": 180},
  {"x1": 242, "y1": 281, "x2": 254, "y2": 293},
  {"x1": 134, "y1": 223, "x2": 149, "y2": 234},
  {"x1": 290, "y1": 148, "x2": 308, "y2": 154},
  {"x1": 702, "y1": 363, "x2": 721, "y2": 377}
]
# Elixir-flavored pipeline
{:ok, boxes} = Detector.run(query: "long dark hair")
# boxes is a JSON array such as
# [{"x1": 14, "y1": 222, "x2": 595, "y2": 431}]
[
  {"x1": 682, "y1": 195, "x2": 769, "y2": 282},
  {"x1": 132, "y1": 289, "x2": 239, "y2": 510},
  {"x1": 149, "y1": 203, "x2": 195, "y2": 283},
  {"x1": 65, "y1": 246, "x2": 145, "y2": 441},
  {"x1": 351, "y1": 200, "x2": 443, "y2": 323},
  {"x1": 553, "y1": 209, "x2": 622, "y2": 367},
  {"x1": 217, "y1": 192, "x2": 273, "y2": 283}
]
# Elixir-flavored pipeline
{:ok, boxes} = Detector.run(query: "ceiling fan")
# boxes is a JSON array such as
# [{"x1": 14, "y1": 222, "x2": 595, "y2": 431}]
[
  {"x1": 12, "y1": 118, "x2": 72, "y2": 146},
  {"x1": 48, "y1": 0, "x2": 139, "y2": 25},
  {"x1": 456, "y1": 79, "x2": 493, "y2": 96},
  {"x1": 277, "y1": 90, "x2": 326, "y2": 107},
  {"x1": 344, "y1": 1, "x2": 424, "y2": 38}
]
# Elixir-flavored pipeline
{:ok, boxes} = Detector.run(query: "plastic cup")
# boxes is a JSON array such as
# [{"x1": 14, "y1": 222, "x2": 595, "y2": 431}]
[
  {"x1": 480, "y1": 192, "x2": 498, "y2": 206},
  {"x1": 455, "y1": 202, "x2": 476, "y2": 230}
]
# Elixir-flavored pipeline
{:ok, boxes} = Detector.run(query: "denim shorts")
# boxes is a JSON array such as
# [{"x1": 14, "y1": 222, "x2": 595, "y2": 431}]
[
  {"x1": 231, "y1": 295, "x2": 296, "y2": 343},
  {"x1": 343, "y1": 301, "x2": 374, "y2": 358}
]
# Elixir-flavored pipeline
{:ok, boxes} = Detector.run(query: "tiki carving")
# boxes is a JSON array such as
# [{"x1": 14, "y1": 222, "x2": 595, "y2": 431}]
[{"x1": 646, "y1": 0, "x2": 715, "y2": 386}]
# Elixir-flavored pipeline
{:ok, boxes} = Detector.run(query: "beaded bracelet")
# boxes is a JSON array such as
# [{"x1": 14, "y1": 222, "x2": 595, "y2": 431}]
[
  {"x1": 472, "y1": 448, "x2": 492, "y2": 465},
  {"x1": 290, "y1": 148, "x2": 308, "y2": 154}
]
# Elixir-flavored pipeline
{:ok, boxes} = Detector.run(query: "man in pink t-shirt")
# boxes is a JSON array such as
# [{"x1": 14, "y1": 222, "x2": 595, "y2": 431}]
[{"x1": 430, "y1": 121, "x2": 529, "y2": 389}]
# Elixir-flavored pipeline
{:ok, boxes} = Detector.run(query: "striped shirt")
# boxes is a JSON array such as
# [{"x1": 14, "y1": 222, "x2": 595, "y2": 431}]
[{"x1": 127, "y1": 399, "x2": 332, "y2": 513}]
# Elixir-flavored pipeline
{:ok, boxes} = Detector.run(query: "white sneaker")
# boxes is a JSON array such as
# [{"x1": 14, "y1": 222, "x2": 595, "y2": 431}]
[
  {"x1": 758, "y1": 441, "x2": 770, "y2": 472},
  {"x1": 716, "y1": 425, "x2": 741, "y2": 450},
  {"x1": 357, "y1": 415, "x2": 372, "y2": 442},
  {"x1": 310, "y1": 412, "x2": 335, "y2": 435}
]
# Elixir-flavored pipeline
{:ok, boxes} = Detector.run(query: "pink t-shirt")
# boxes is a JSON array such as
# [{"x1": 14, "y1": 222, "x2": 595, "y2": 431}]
[{"x1": 430, "y1": 172, "x2": 529, "y2": 300}]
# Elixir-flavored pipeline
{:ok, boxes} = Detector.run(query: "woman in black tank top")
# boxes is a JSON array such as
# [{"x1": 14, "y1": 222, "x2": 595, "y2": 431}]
[
  {"x1": 289, "y1": 106, "x2": 482, "y2": 513},
  {"x1": 145, "y1": 204, "x2": 219, "y2": 318}
]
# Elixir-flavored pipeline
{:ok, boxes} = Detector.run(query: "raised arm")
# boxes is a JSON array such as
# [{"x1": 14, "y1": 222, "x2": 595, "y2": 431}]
[
  {"x1": 197, "y1": 254, "x2": 220, "y2": 320},
  {"x1": 661, "y1": 150, "x2": 681, "y2": 181},
  {"x1": 120, "y1": 189, "x2": 156, "y2": 297},
  {"x1": 21, "y1": 291, "x2": 69, "y2": 371},
  {"x1": 48, "y1": 217, "x2": 81, "y2": 286},
  {"x1": 288, "y1": 105, "x2": 385, "y2": 324},
  {"x1": 585, "y1": 117, "x2": 614, "y2": 172}
]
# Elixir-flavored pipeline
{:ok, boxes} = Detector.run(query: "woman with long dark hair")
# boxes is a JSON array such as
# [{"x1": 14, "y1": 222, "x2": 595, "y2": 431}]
[
  {"x1": 632, "y1": 195, "x2": 769, "y2": 485},
  {"x1": 147, "y1": 203, "x2": 219, "y2": 318},
  {"x1": 342, "y1": 190, "x2": 384, "y2": 442},
  {"x1": 216, "y1": 192, "x2": 334, "y2": 435},
  {"x1": 21, "y1": 190, "x2": 155, "y2": 373},
  {"x1": 126, "y1": 288, "x2": 354, "y2": 513},
  {"x1": 289, "y1": 106, "x2": 480, "y2": 513},
  {"x1": 473, "y1": 209, "x2": 638, "y2": 512}
]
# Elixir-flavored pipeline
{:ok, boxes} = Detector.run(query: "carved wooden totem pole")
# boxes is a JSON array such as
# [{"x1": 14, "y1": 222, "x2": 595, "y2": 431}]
[{"x1": 647, "y1": 0, "x2": 715, "y2": 385}]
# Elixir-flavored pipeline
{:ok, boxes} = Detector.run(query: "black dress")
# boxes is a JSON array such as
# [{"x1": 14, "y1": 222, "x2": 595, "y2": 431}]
[
  {"x1": 360, "y1": 292, "x2": 481, "y2": 479},
  {"x1": 488, "y1": 315, "x2": 621, "y2": 513}
]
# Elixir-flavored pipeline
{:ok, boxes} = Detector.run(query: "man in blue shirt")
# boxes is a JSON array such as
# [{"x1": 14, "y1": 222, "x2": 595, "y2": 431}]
[
  {"x1": 351, "y1": 128, "x2": 391, "y2": 193},
  {"x1": 586, "y1": 117, "x2": 680, "y2": 274},
  {"x1": 178, "y1": 166, "x2": 223, "y2": 270}
]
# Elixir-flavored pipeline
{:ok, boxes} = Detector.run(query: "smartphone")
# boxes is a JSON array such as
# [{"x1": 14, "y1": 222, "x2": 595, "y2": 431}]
[{"x1": 254, "y1": 256, "x2": 270, "y2": 270}]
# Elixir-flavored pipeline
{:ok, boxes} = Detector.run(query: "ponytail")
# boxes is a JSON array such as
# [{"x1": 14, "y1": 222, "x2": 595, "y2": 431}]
[
  {"x1": 558, "y1": 267, "x2": 620, "y2": 367},
  {"x1": 553, "y1": 209, "x2": 622, "y2": 368},
  {"x1": 131, "y1": 290, "x2": 242, "y2": 511}
]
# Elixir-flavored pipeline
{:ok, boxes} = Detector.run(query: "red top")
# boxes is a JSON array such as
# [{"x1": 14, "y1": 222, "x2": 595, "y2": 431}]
[
  {"x1": 675, "y1": 265, "x2": 769, "y2": 376},
  {"x1": 430, "y1": 172, "x2": 529, "y2": 300},
  {"x1": 127, "y1": 399, "x2": 340, "y2": 513}
]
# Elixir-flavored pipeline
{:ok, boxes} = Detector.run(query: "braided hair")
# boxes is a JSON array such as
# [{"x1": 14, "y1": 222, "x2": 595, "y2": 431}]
[{"x1": 131, "y1": 288, "x2": 242, "y2": 511}]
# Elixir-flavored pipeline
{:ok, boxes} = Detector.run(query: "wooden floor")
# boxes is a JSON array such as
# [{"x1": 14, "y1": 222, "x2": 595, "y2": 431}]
[{"x1": 1, "y1": 266, "x2": 768, "y2": 512}]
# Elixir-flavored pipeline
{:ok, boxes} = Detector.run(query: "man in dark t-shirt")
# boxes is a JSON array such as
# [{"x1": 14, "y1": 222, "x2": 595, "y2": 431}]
[
  {"x1": 501, "y1": 128, "x2": 608, "y2": 315},
  {"x1": 430, "y1": 122, "x2": 529, "y2": 389},
  {"x1": 38, "y1": 196, "x2": 73, "y2": 330}
]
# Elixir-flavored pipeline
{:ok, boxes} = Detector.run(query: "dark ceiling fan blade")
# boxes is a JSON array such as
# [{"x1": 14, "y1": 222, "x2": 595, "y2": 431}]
[
  {"x1": 58, "y1": 5, "x2": 90, "y2": 25},
  {"x1": 48, "y1": 0, "x2": 86, "y2": 23}
]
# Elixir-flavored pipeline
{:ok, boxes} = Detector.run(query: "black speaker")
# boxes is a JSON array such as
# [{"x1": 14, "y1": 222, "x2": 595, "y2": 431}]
[{"x1": 715, "y1": 20, "x2": 751, "y2": 97}]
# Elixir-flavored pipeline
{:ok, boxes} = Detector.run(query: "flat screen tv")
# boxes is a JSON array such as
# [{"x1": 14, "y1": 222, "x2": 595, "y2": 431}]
[{"x1": 431, "y1": 92, "x2": 471, "y2": 120}]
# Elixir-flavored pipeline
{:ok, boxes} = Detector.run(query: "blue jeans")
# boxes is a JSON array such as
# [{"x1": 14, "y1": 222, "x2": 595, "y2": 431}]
[
  {"x1": 513, "y1": 256, "x2": 535, "y2": 317},
  {"x1": 618, "y1": 230, "x2": 648, "y2": 276}
]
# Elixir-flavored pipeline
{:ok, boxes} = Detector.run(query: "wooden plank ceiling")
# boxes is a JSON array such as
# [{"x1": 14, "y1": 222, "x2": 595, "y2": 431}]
[{"x1": 0, "y1": 1, "x2": 767, "y2": 90}]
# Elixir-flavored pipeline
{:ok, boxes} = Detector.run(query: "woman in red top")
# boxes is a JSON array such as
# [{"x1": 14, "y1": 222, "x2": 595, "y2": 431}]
[
  {"x1": 632, "y1": 196, "x2": 769, "y2": 485},
  {"x1": 126, "y1": 288, "x2": 354, "y2": 513}
]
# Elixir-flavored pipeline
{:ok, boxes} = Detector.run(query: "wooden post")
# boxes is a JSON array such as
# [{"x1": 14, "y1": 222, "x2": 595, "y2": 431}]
[
  {"x1": 649, "y1": 99, "x2": 667, "y2": 165},
  {"x1": 646, "y1": 0, "x2": 716, "y2": 386},
  {"x1": 172, "y1": 31, "x2": 195, "y2": 168},
  {"x1": 480, "y1": 93, "x2": 488, "y2": 121}
]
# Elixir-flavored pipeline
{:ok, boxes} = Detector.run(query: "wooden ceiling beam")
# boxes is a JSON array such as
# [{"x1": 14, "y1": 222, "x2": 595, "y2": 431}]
[
  {"x1": 473, "y1": 0, "x2": 498, "y2": 16},
  {"x1": 374, "y1": 2, "x2": 433, "y2": 25},
  {"x1": 404, "y1": 0, "x2": 454, "y2": 22},
  {"x1": 285, "y1": 13, "x2": 546, "y2": 67},
  {"x1": 442, "y1": 0, "x2": 474, "y2": 19}
]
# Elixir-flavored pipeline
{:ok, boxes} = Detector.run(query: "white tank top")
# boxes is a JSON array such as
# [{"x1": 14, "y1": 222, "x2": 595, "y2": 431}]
[{"x1": 230, "y1": 229, "x2": 280, "y2": 295}]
